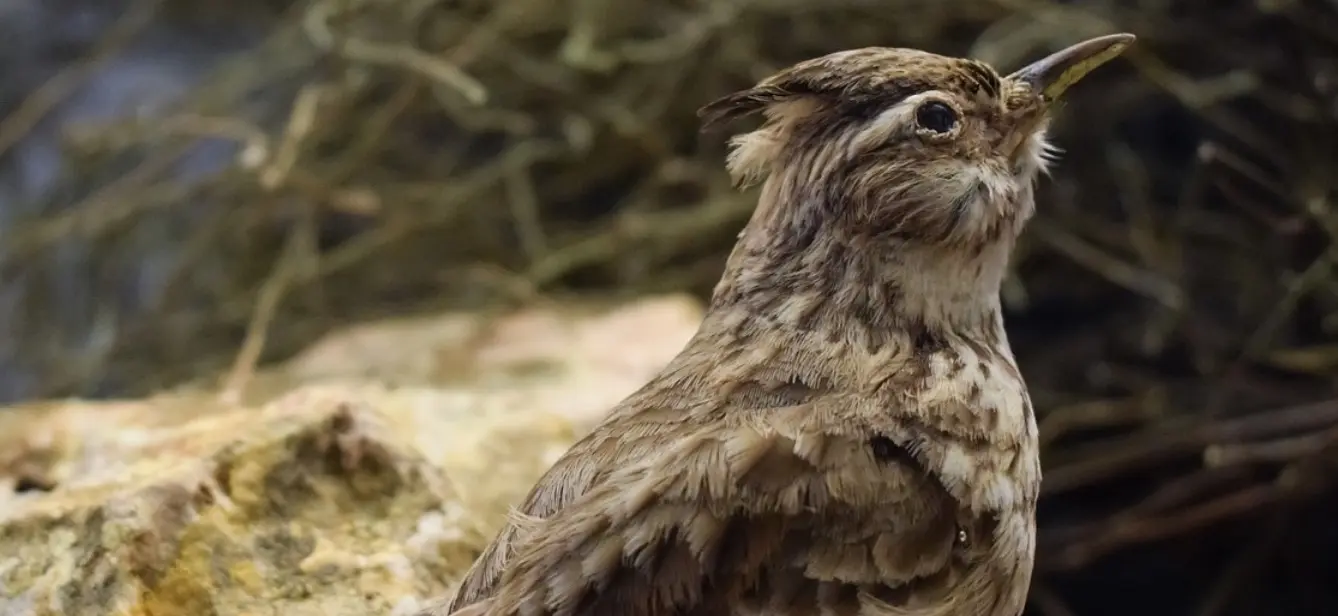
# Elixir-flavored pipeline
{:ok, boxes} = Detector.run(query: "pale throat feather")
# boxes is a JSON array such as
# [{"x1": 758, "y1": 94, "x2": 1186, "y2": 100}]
[{"x1": 715, "y1": 162, "x2": 1041, "y2": 340}]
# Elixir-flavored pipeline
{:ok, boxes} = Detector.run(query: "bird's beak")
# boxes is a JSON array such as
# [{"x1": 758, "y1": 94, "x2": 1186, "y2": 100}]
[{"x1": 1008, "y1": 33, "x2": 1136, "y2": 104}]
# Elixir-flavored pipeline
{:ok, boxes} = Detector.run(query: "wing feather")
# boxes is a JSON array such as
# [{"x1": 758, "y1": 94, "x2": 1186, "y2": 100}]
[{"x1": 441, "y1": 402, "x2": 960, "y2": 616}]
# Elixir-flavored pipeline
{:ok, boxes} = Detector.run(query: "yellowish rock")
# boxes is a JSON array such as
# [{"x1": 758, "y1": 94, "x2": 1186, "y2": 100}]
[{"x1": 0, "y1": 295, "x2": 703, "y2": 616}]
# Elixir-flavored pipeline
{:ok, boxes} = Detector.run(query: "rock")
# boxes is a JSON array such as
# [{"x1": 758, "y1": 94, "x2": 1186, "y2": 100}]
[{"x1": 0, "y1": 294, "x2": 704, "y2": 616}]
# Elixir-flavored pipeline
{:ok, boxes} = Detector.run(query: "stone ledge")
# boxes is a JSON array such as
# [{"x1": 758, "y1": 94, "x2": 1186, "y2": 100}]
[{"x1": 0, "y1": 295, "x2": 703, "y2": 616}]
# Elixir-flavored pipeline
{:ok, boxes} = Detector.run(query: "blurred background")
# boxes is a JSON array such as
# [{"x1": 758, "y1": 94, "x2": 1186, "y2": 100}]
[{"x1": 1, "y1": 0, "x2": 1336, "y2": 613}]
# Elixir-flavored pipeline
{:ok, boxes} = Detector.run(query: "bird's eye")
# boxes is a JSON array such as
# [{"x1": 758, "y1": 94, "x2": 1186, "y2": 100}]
[{"x1": 915, "y1": 101, "x2": 958, "y2": 134}]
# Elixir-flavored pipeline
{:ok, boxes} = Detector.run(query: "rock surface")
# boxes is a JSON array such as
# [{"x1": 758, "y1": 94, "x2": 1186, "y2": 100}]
[{"x1": 0, "y1": 295, "x2": 704, "y2": 616}]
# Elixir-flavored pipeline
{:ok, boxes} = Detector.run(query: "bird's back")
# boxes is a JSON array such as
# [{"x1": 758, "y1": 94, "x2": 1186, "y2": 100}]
[{"x1": 443, "y1": 331, "x2": 1038, "y2": 616}]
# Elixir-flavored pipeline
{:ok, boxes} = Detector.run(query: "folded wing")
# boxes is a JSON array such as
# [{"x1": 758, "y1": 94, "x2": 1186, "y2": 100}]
[{"x1": 444, "y1": 402, "x2": 962, "y2": 616}]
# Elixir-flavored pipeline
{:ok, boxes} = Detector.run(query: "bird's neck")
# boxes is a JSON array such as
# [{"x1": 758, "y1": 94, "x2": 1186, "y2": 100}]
[
  {"x1": 633, "y1": 187, "x2": 1026, "y2": 417},
  {"x1": 702, "y1": 200, "x2": 1016, "y2": 351}
]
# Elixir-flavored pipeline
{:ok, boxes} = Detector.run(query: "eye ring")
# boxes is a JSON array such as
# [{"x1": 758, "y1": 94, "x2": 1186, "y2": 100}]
[{"x1": 915, "y1": 101, "x2": 959, "y2": 134}]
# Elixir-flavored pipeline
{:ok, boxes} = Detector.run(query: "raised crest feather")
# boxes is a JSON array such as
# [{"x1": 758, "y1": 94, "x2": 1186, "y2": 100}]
[{"x1": 696, "y1": 86, "x2": 794, "y2": 133}]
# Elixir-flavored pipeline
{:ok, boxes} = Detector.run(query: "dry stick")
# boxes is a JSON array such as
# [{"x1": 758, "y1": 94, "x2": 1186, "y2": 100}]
[
  {"x1": 302, "y1": 0, "x2": 487, "y2": 104},
  {"x1": 985, "y1": 0, "x2": 1283, "y2": 161},
  {"x1": 494, "y1": 41, "x2": 675, "y2": 160},
  {"x1": 1044, "y1": 483, "x2": 1284, "y2": 571},
  {"x1": 215, "y1": 78, "x2": 328, "y2": 402},
  {"x1": 613, "y1": 0, "x2": 742, "y2": 65},
  {"x1": 258, "y1": 85, "x2": 326, "y2": 192},
  {"x1": 59, "y1": 115, "x2": 260, "y2": 163},
  {"x1": 1042, "y1": 398, "x2": 1338, "y2": 494},
  {"x1": 524, "y1": 195, "x2": 755, "y2": 288},
  {"x1": 0, "y1": 102, "x2": 271, "y2": 284},
  {"x1": 1044, "y1": 424, "x2": 1338, "y2": 568},
  {"x1": 1197, "y1": 147, "x2": 1298, "y2": 232},
  {"x1": 1105, "y1": 141, "x2": 1185, "y2": 355},
  {"x1": 324, "y1": 80, "x2": 422, "y2": 186},
  {"x1": 0, "y1": 0, "x2": 161, "y2": 159},
  {"x1": 1038, "y1": 467, "x2": 1270, "y2": 569},
  {"x1": 1040, "y1": 466, "x2": 1247, "y2": 546},
  {"x1": 1231, "y1": 178, "x2": 1336, "y2": 366},
  {"x1": 506, "y1": 163, "x2": 549, "y2": 264},
  {"x1": 1038, "y1": 392, "x2": 1165, "y2": 449},
  {"x1": 1029, "y1": 218, "x2": 1185, "y2": 311},
  {"x1": 311, "y1": 141, "x2": 567, "y2": 281},
  {"x1": 264, "y1": 82, "x2": 423, "y2": 225},
  {"x1": 151, "y1": 183, "x2": 239, "y2": 311},
  {"x1": 1204, "y1": 143, "x2": 1295, "y2": 203},
  {"x1": 1124, "y1": 48, "x2": 1284, "y2": 165},
  {"x1": 1193, "y1": 507, "x2": 1293, "y2": 616},
  {"x1": 218, "y1": 220, "x2": 311, "y2": 404},
  {"x1": 1166, "y1": 143, "x2": 1218, "y2": 374},
  {"x1": 445, "y1": 0, "x2": 550, "y2": 68},
  {"x1": 1125, "y1": 465, "x2": 1257, "y2": 516},
  {"x1": 1206, "y1": 427, "x2": 1338, "y2": 467},
  {"x1": 1202, "y1": 125, "x2": 1335, "y2": 410},
  {"x1": 560, "y1": 0, "x2": 617, "y2": 71},
  {"x1": 0, "y1": 143, "x2": 197, "y2": 265}
]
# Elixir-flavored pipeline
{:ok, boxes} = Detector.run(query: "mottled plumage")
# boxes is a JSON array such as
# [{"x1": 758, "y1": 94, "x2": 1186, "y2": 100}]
[{"x1": 423, "y1": 34, "x2": 1134, "y2": 616}]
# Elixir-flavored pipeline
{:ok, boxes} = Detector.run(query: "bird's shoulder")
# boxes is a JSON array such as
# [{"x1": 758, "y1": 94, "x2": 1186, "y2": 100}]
[{"x1": 446, "y1": 355, "x2": 1033, "y2": 615}]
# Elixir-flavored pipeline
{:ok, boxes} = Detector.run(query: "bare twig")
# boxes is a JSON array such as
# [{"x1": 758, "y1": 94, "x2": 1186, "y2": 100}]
[
  {"x1": 0, "y1": 0, "x2": 162, "y2": 159},
  {"x1": 219, "y1": 213, "x2": 314, "y2": 404}
]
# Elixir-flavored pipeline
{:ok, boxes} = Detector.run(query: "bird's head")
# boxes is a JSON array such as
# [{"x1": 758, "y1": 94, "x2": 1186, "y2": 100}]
[{"x1": 700, "y1": 34, "x2": 1134, "y2": 255}]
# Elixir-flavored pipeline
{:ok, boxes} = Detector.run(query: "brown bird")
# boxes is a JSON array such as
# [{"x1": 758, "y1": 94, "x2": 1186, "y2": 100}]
[{"x1": 424, "y1": 33, "x2": 1135, "y2": 616}]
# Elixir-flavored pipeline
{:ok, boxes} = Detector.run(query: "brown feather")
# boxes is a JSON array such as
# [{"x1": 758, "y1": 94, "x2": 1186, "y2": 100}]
[{"x1": 422, "y1": 36, "x2": 1132, "y2": 616}]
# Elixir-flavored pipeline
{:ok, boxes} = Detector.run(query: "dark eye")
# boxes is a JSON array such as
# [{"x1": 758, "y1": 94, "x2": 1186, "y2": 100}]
[{"x1": 915, "y1": 101, "x2": 958, "y2": 134}]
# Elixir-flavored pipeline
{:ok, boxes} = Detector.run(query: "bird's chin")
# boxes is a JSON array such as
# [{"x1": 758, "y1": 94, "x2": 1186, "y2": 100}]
[
  {"x1": 1012, "y1": 127, "x2": 1058, "y2": 179},
  {"x1": 932, "y1": 161, "x2": 1034, "y2": 247},
  {"x1": 947, "y1": 179, "x2": 986, "y2": 227}
]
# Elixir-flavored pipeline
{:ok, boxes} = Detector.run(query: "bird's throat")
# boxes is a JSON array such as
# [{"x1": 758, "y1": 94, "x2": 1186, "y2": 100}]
[{"x1": 707, "y1": 210, "x2": 1013, "y2": 348}]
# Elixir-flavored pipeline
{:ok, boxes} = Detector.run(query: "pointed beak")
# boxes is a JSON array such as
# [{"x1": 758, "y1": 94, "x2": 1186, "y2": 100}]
[{"x1": 1008, "y1": 33, "x2": 1136, "y2": 104}]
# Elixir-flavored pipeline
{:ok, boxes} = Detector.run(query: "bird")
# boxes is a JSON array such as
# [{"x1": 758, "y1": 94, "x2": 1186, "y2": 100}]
[{"x1": 421, "y1": 33, "x2": 1135, "y2": 616}]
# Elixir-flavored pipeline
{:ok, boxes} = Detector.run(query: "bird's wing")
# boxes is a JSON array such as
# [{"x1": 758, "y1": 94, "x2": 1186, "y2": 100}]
[{"x1": 442, "y1": 398, "x2": 964, "y2": 616}]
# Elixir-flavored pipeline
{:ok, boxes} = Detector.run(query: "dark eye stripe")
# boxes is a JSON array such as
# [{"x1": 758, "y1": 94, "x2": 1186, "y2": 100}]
[{"x1": 827, "y1": 78, "x2": 933, "y2": 121}]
